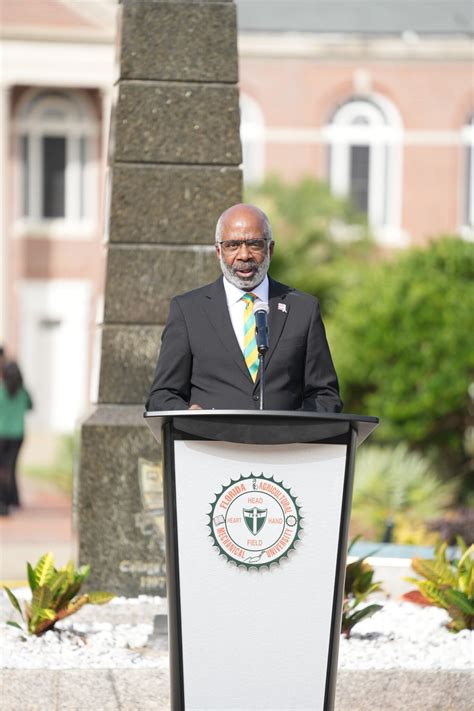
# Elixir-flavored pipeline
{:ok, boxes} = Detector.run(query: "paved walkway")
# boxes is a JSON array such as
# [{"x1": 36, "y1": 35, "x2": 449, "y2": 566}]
[
  {"x1": 0, "y1": 475, "x2": 76, "y2": 585},
  {"x1": 0, "y1": 669, "x2": 471, "y2": 711}
]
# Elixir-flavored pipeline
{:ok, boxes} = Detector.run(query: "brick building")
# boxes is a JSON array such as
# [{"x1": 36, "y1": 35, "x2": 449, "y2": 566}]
[{"x1": 0, "y1": 0, "x2": 472, "y2": 438}]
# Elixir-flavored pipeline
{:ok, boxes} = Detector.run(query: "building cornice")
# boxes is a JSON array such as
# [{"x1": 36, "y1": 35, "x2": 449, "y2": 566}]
[
  {"x1": 238, "y1": 33, "x2": 474, "y2": 62},
  {"x1": 0, "y1": 26, "x2": 114, "y2": 44}
]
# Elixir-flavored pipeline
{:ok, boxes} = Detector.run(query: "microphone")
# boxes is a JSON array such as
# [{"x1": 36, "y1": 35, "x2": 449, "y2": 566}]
[{"x1": 253, "y1": 301, "x2": 269, "y2": 354}]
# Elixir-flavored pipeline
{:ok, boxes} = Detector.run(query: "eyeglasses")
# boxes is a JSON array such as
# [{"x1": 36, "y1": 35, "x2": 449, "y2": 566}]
[{"x1": 218, "y1": 239, "x2": 270, "y2": 254}]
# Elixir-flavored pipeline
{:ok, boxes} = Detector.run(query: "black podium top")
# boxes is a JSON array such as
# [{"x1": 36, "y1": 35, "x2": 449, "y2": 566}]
[{"x1": 144, "y1": 410, "x2": 378, "y2": 447}]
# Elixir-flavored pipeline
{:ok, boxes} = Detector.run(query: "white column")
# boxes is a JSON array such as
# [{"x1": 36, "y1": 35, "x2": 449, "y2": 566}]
[
  {"x1": 0, "y1": 85, "x2": 10, "y2": 345},
  {"x1": 100, "y1": 86, "x2": 112, "y2": 242}
]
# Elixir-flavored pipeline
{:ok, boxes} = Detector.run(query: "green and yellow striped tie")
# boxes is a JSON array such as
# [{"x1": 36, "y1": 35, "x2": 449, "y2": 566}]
[{"x1": 242, "y1": 292, "x2": 259, "y2": 382}]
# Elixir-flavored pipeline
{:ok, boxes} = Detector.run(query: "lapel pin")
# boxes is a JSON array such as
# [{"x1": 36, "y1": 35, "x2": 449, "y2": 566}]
[{"x1": 278, "y1": 302, "x2": 287, "y2": 313}]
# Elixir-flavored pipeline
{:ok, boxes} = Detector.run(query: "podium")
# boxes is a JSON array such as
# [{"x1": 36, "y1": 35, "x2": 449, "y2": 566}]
[{"x1": 145, "y1": 410, "x2": 378, "y2": 711}]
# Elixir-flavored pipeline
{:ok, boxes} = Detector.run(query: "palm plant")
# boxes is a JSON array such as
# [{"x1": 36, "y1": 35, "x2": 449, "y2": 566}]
[
  {"x1": 4, "y1": 552, "x2": 114, "y2": 636},
  {"x1": 351, "y1": 443, "x2": 455, "y2": 543}
]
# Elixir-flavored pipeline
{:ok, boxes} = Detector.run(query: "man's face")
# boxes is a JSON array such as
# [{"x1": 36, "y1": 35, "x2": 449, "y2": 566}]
[{"x1": 216, "y1": 211, "x2": 274, "y2": 290}]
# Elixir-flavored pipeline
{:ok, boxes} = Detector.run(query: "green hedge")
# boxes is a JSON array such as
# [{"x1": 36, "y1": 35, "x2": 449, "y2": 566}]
[{"x1": 328, "y1": 236, "x2": 474, "y2": 479}]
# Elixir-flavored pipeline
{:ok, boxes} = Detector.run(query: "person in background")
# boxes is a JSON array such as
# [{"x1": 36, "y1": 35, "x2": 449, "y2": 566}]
[
  {"x1": 0, "y1": 361, "x2": 33, "y2": 515},
  {"x1": 0, "y1": 347, "x2": 6, "y2": 380}
]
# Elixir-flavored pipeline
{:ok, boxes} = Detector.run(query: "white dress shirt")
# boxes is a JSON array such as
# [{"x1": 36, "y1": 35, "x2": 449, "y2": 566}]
[{"x1": 222, "y1": 276, "x2": 269, "y2": 352}]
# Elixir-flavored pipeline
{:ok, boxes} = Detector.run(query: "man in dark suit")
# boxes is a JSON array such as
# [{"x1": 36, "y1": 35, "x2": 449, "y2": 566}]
[{"x1": 146, "y1": 204, "x2": 342, "y2": 412}]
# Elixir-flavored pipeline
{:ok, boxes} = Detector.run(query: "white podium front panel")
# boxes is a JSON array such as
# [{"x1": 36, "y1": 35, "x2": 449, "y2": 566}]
[{"x1": 174, "y1": 440, "x2": 347, "y2": 711}]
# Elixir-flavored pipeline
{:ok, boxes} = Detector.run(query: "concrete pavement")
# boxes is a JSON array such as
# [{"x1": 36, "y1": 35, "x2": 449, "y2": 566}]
[
  {"x1": 0, "y1": 475, "x2": 76, "y2": 586},
  {"x1": 0, "y1": 669, "x2": 471, "y2": 711}
]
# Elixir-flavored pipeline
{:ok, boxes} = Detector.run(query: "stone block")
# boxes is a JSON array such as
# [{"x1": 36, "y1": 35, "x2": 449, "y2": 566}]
[
  {"x1": 98, "y1": 325, "x2": 162, "y2": 405},
  {"x1": 335, "y1": 670, "x2": 473, "y2": 711},
  {"x1": 57, "y1": 670, "x2": 118, "y2": 711},
  {"x1": 114, "y1": 81, "x2": 241, "y2": 165},
  {"x1": 78, "y1": 405, "x2": 165, "y2": 596},
  {"x1": 121, "y1": 2, "x2": 238, "y2": 82},
  {"x1": 103, "y1": 244, "x2": 220, "y2": 324},
  {"x1": 109, "y1": 164, "x2": 242, "y2": 244},
  {"x1": 0, "y1": 670, "x2": 58, "y2": 711},
  {"x1": 113, "y1": 669, "x2": 170, "y2": 710}
]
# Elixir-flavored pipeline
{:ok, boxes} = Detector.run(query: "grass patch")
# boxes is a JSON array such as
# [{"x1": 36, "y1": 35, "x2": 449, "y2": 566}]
[{"x1": 22, "y1": 434, "x2": 78, "y2": 494}]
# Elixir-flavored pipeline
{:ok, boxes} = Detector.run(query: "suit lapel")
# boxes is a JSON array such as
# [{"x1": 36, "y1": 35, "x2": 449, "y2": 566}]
[
  {"x1": 254, "y1": 278, "x2": 292, "y2": 387},
  {"x1": 202, "y1": 278, "x2": 253, "y2": 383}
]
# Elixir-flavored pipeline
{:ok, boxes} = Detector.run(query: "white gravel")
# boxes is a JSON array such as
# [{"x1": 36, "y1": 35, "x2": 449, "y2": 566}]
[{"x1": 1, "y1": 590, "x2": 472, "y2": 671}]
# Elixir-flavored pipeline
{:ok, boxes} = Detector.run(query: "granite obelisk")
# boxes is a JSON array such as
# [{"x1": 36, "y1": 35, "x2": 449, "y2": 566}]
[{"x1": 78, "y1": 0, "x2": 242, "y2": 595}]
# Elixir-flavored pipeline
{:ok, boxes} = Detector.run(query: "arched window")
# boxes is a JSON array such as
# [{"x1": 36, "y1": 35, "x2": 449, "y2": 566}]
[
  {"x1": 14, "y1": 89, "x2": 99, "y2": 235},
  {"x1": 323, "y1": 96, "x2": 403, "y2": 245},
  {"x1": 240, "y1": 93, "x2": 265, "y2": 186},
  {"x1": 461, "y1": 113, "x2": 474, "y2": 238}
]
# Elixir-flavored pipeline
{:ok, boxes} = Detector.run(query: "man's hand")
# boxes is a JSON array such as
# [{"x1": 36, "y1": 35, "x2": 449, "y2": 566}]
[{"x1": 188, "y1": 403, "x2": 203, "y2": 410}]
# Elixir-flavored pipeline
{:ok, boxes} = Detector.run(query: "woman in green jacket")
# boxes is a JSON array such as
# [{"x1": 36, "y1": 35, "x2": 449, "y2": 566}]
[{"x1": 0, "y1": 361, "x2": 33, "y2": 515}]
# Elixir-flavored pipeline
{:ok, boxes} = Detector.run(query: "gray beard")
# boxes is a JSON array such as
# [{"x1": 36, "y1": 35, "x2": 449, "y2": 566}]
[{"x1": 219, "y1": 251, "x2": 271, "y2": 291}]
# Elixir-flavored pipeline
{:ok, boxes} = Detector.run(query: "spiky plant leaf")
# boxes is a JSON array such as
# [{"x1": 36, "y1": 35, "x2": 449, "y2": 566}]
[
  {"x1": 86, "y1": 591, "x2": 115, "y2": 605},
  {"x1": 62, "y1": 595, "x2": 89, "y2": 618},
  {"x1": 456, "y1": 536, "x2": 468, "y2": 556},
  {"x1": 74, "y1": 565, "x2": 90, "y2": 584},
  {"x1": 348, "y1": 604, "x2": 383, "y2": 626},
  {"x1": 6, "y1": 621, "x2": 23, "y2": 631},
  {"x1": 353, "y1": 569, "x2": 375, "y2": 595},
  {"x1": 34, "y1": 553, "x2": 55, "y2": 588},
  {"x1": 32, "y1": 608, "x2": 55, "y2": 623},
  {"x1": 411, "y1": 557, "x2": 456, "y2": 587},
  {"x1": 23, "y1": 601, "x2": 31, "y2": 622},
  {"x1": 61, "y1": 560, "x2": 75, "y2": 584},
  {"x1": 457, "y1": 544, "x2": 474, "y2": 571},
  {"x1": 417, "y1": 581, "x2": 451, "y2": 609},
  {"x1": 443, "y1": 589, "x2": 474, "y2": 616},
  {"x1": 435, "y1": 540, "x2": 449, "y2": 561},
  {"x1": 32, "y1": 585, "x2": 53, "y2": 611},
  {"x1": 27, "y1": 563, "x2": 37, "y2": 591},
  {"x1": 3, "y1": 587, "x2": 24, "y2": 620},
  {"x1": 56, "y1": 580, "x2": 84, "y2": 608},
  {"x1": 342, "y1": 604, "x2": 383, "y2": 637},
  {"x1": 49, "y1": 571, "x2": 69, "y2": 601},
  {"x1": 446, "y1": 607, "x2": 470, "y2": 633}
]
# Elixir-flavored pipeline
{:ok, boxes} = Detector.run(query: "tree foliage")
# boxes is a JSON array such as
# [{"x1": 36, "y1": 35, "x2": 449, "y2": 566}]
[
  {"x1": 328, "y1": 236, "x2": 474, "y2": 477},
  {"x1": 246, "y1": 176, "x2": 372, "y2": 316}
]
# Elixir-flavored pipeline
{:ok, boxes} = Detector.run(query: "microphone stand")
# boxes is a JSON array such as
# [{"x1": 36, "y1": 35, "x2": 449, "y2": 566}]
[
  {"x1": 254, "y1": 303, "x2": 270, "y2": 411},
  {"x1": 259, "y1": 352, "x2": 266, "y2": 411}
]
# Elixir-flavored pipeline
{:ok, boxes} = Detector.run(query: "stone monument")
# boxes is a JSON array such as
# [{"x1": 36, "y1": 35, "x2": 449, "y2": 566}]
[{"x1": 78, "y1": 0, "x2": 242, "y2": 596}]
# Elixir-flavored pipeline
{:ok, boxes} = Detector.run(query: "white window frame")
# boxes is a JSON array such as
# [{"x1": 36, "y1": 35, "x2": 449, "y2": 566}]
[
  {"x1": 13, "y1": 89, "x2": 99, "y2": 238},
  {"x1": 322, "y1": 95, "x2": 405, "y2": 246},
  {"x1": 240, "y1": 93, "x2": 265, "y2": 186},
  {"x1": 460, "y1": 114, "x2": 474, "y2": 240}
]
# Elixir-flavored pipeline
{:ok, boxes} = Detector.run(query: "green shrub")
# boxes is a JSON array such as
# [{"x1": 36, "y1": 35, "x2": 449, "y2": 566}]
[
  {"x1": 342, "y1": 538, "x2": 383, "y2": 637},
  {"x1": 23, "y1": 433, "x2": 79, "y2": 493},
  {"x1": 329, "y1": 236, "x2": 474, "y2": 488},
  {"x1": 246, "y1": 176, "x2": 372, "y2": 316},
  {"x1": 351, "y1": 444, "x2": 455, "y2": 543},
  {"x1": 3, "y1": 552, "x2": 114, "y2": 636},
  {"x1": 404, "y1": 538, "x2": 474, "y2": 632}
]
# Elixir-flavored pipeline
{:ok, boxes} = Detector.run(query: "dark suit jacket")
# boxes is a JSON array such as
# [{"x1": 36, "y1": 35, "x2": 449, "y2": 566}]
[{"x1": 146, "y1": 276, "x2": 342, "y2": 412}]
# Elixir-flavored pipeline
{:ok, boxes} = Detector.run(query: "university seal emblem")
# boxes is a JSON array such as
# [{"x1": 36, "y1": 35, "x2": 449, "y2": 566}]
[{"x1": 208, "y1": 474, "x2": 303, "y2": 569}]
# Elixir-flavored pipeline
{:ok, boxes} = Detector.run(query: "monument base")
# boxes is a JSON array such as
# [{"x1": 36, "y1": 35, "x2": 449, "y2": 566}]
[{"x1": 77, "y1": 405, "x2": 165, "y2": 597}]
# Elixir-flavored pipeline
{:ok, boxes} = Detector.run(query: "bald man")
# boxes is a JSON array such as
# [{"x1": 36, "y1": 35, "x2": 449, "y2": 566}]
[{"x1": 146, "y1": 204, "x2": 342, "y2": 412}]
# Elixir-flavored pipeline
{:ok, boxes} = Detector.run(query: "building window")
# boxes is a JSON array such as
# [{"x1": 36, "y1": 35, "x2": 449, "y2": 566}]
[
  {"x1": 15, "y1": 90, "x2": 99, "y2": 236},
  {"x1": 240, "y1": 93, "x2": 265, "y2": 186},
  {"x1": 461, "y1": 113, "x2": 474, "y2": 238},
  {"x1": 43, "y1": 136, "x2": 66, "y2": 217},
  {"x1": 323, "y1": 96, "x2": 404, "y2": 245}
]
